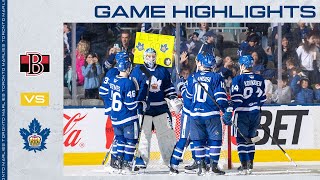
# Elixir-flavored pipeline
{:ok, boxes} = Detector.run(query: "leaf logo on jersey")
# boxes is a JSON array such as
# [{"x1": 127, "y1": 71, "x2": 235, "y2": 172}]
[
  {"x1": 249, "y1": 75, "x2": 254, "y2": 79},
  {"x1": 149, "y1": 76, "x2": 162, "y2": 93},
  {"x1": 19, "y1": 118, "x2": 50, "y2": 153}
]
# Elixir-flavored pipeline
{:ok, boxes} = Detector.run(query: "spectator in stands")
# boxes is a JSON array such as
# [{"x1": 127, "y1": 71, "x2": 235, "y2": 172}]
[
  {"x1": 273, "y1": 34, "x2": 299, "y2": 68},
  {"x1": 186, "y1": 32, "x2": 202, "y2": 56},
  {"x1": 310, "y1": 23, "x2": 320, "y2": 35},
  {"x1": 293, "y1": 22, "x2": 311, "y2": 47},
  {"x1": 81, "y1": 53, "x2": 102, "y2": 99},
  {"x1": 63, "y1": 23, "x2": 72, "y2": 53},
  {"x1": 293, "y1": 78, "x2": 314, "y2": 104},
  {"x1": 268, "y1": 23, "x2": 292, "y2": 52},
  {"x1": 113, "y1": 30, "x2": 134, "y2": 55},
  {"x1": 263, "y1": 70, "x2": 275, "y2": 104},
  {"x1": 252, "y1": 51, "x2": 265, "y2": 74},
  {"x1": 290, "y1": 68, "x2": 306, "y2": 98},
  {"x1": 272, "y1": 75, "x2": 292, "y2": 104},
  {"x1": 217, "y1": 56, "x2": 234, "y2": 90},
  {"x1": 238, "y1": 32, "x2": 256, "y2": 57},
  {"x1": 200, "y1": 30, "x2": 220, "y2": 56},
  {"x1": 296, "y1": 33, "x2": 320, "y2": 84},
  {"x1": 314, "y1": 83, "x2": 320, "y2": 103},
  {"x1": 247, "y1": 35, "x2": 268, "y2": 68},
  {"x1": 76, "y1": 40, "x2": 90, "y2": 86},
  {"x1": 64, "y1": 43, "x2": 72, "y2": 91},
  {"x1": 103, "y1": 30, "x2": 134, "y2": 73},
  {"x1": 194, "y1": 23, "x2": 209, "y2": 40},
  {"x1": 161, "y1": 23, "x2": 187, "y2": 40}
]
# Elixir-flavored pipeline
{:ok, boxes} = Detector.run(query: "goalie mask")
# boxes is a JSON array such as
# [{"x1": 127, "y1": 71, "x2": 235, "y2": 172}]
[{"x1": 143, "y1": 48, "x2": 157, "y2": 69}]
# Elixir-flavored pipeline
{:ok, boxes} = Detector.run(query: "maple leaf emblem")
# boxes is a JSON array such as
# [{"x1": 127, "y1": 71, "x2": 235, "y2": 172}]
[
  {"x1": 149, "y1": 76, "x2": 162, "y2": 93},
  {"x1": 160, "y1": 44, "x2": 168, "y2": 53},
  {"x1": 136, "y1": 42, "x2": 144, "y2": 51},
  {"x1": 19, "y1": 118, "x2": 50, "y2": 153}
]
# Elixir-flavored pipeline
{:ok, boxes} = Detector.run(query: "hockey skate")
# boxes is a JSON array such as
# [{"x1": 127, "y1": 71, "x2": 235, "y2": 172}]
[
  {"x1": 169, "y1": 164, "x2": 179, "y2": 175},
  {"x1": 247, "y1": 160, "x2": 253, "y2": 175},
  {"x1": 238, "y1": 161, "x2": 249, "y2": 175},
  {"x1": 121, "y1": 161, "x2": 137, "y2": 175},
  {"x1": 184, "y1": 160, "x2": 198, "y2": 173},
  {"x1": 104, "y1": 157, "x2": 119, "y2": 174},
  {"x1": 209, "y1": 162, "x2": 225, "y2": 175},
  {"x1": 196, "y1": 160, "x2": 207, "y2": 176}
]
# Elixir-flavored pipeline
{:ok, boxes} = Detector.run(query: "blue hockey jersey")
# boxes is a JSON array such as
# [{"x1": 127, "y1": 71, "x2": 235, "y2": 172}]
[
  {"x1": 185, "y1": 71, "x2": 228, "y2": 120},
  {"x1": 104, "y1": 75, "x2": 139, "y2": 127},
  {"x1": 130, "y1": 64, "x2": 178, "y2": 116},
  {"x1": 99, "y1": 67, "x2": 120, "y2": 115},
  {"x1": 181, "y1": 74, "x2": 194, "y2": 116},
  {"x1": 231, "y1": 72, "x2": 266, "y2": 112}
]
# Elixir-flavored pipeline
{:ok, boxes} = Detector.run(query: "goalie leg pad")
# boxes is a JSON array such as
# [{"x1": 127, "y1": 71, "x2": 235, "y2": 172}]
[
  {"x1": 208, "y1": 139, "x2": 222, "y2": 165},
  {"x1": 137, "y1": 115, "x2": 153, "y2": 165},
  {"x1": 153, "y1": 113, "x2": 177, "y2": 165},
  {"x1": 170, "y1": 138, "x2": 187, "y2": 166}
]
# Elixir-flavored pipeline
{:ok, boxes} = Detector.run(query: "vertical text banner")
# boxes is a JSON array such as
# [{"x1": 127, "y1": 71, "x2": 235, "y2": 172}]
[{"x1": 134, "y1": 32, "x2": 175, "y2": 67}]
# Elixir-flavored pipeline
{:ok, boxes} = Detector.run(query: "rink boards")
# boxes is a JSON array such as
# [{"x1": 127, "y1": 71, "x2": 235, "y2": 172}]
[{"x1": 63, "y1": 105, "x2": 320, "y2": 165}]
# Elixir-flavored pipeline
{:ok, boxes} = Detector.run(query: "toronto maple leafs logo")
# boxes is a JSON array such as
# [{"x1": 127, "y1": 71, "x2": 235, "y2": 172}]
[
  {"x1": 149, "y1": 76, "x2": 162, "y2": 93},
  {"x1": 160, "y1": 44, "x2": 168, "y2": 53},
  {"x1": 19, "y1": 118, "x2": 50, "y2": 153},
  {"x1": 136, "y1": 42, "x2": 144, "y2": 51}
]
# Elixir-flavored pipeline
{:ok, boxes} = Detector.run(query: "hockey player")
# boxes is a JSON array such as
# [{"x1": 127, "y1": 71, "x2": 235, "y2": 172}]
[
  {"x1": 130, "y1": 48, "x2": 183, "y2": 170},
  {"x1": 230, "y1": 55, "x2": 266, "y2": 174},
  {"x1": 99, "y1": 52, "x2": 123, "y2": 173},
  {"x1": 99, "y1": 52, "x2": 142, "y2": 174},
  {"x1": 185, "y1": 52, "x2": 232, "y2": 176},
  {"x1": 169, "y1": 71, "x2": 196, "y2": 174}
]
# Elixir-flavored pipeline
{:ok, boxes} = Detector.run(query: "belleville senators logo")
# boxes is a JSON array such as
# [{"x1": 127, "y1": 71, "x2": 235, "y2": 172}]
[{"x1": 20, "y1": 52, "x2": 50, "y2": 76}]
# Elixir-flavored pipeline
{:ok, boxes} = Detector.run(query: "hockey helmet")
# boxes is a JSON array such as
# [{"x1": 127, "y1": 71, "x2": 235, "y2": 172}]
[
  {"x1": 197, "y1": 52, "x2": 215, "y2": 69},
  {"x1": 117, "y1": 57, "x2": 132, "y2": 72},
  {"x1": 143, "y1": 48, "x2": 157, "y2": 69},
  {"x1": 239, "y1": 55, "x2": 254, "y2": 69},
  {"x1": 115, "y1": 51, "x2": 129, "y2": 63}
]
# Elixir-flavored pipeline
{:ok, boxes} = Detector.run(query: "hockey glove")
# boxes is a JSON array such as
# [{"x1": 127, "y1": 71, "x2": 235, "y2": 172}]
[
  {"x1": 169, "y1": 98, "x2": 183, "y2": 114},
  {"x1": 222, "y1": 107, "x2": 233, "y2": 126}
]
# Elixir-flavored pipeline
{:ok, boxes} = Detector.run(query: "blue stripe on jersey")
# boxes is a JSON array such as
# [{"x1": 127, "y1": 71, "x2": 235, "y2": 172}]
[
  {"x1": 186, "y1": 72, "x2": 228, "y2": 120},
  {"x1": 231, "y1": 73, "x2": 266, "y2": 112}
]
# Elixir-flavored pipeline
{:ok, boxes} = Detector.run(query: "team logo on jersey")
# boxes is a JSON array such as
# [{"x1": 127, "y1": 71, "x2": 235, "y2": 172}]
[
  {"x1": 20, "y1": 52, "x2": 50, "y2": 76},
  {"x1": 249, "y1": 75, "x2": 254, "y2": 79},
  {"x1": 136, "y1": 42, "x2": 144, "y2": 51},
  {"x1": 160, "y1": 44, "x2": 168, "y2": 53},
  {"x1": 149, "y1": 76, "x2": 162, "y2": 93},
  {"x1": 19, "y1": 118, "x2": 50, "y2": 153}
]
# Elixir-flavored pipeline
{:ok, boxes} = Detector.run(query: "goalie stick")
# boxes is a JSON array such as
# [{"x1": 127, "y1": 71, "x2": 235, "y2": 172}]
[
  {"x1": 131, "y1": 65, "x2": 152, "y2": 171},
  {"x1": 193, "y1": 76, "x2": 260, "y2": 144}
]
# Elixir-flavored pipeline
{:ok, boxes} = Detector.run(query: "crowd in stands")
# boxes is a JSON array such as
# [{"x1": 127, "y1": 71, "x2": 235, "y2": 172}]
[{"x1": 63, "y1": 23, "x2": 320, "y2": 106}]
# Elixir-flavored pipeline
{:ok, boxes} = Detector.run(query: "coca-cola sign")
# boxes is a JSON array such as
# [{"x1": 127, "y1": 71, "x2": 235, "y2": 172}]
[{"x1": 63, "y1": 113, "x2": 87, "y2": 147}]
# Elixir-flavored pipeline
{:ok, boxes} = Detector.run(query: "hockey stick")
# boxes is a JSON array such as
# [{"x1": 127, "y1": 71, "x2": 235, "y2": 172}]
[
  {"x1": 193, "y1": 76, "x2": 259, "y2": 144},
  {"x1": 131, "y1": 65, "x2": 152, "y2": 171},
  {"x1": 102, "y1": 136, "x2": 115, "y2": 165},
  {"x1": 259, "y1": 124, "x2": 297, "y2": 167}
]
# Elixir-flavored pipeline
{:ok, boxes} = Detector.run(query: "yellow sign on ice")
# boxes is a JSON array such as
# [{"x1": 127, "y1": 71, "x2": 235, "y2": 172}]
[{"x1": 134, "y1": 32, "x2": 175, "y2": 67}]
